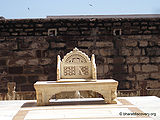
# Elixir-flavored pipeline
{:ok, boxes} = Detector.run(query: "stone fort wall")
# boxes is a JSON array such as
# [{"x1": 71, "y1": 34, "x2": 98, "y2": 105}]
[{"x1": 0, "y1": 16, "x2": 160, "y2": 95}]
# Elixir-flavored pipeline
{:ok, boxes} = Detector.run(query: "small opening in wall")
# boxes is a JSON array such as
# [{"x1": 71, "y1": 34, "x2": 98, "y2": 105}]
[
  {"x1": 48, "y1": 29, "x2": 57, "y2": 36},
  {"x1": 113, "y1": 29, "x2": 122, "y2": 36}
]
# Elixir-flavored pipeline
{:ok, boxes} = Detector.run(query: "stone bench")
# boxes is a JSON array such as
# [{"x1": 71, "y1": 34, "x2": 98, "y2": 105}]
[
  {"x1": 34, "y1": 79, "x2": 118, "y2": 105},
  {"x1": 34, "y1": 48, "x2": 118, "y2": 105}
]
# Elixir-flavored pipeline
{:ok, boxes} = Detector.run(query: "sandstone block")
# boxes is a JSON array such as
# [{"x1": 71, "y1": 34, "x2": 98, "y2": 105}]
[
  {"x1": 96, "y1": 41, "x2": 113, "y2": 47},
  {"x1": 78, "y1": 41, "x2": 93, "y2": 47},
  {"x1": 58, "y1": 27, "x2": 67, "y2": 31},
  {"x1": 134, "y1": 65, "x2": 141, "y2": 72},
  {"x1": 23, "y1": 24, "x2": 29, "y2": 27},
  {"x1": 142, "y1": 65, "x2": 158, "y2": 72},
  {"x1": 124, "y1": 40, "x2": 137, "y2": 47},
  {"x1": 151, "y1": 57, "x2": 160, "y2": 63},
  {"x1": 126, "y1": 57, "x2": 138, "y2": 64},
  {"x1": 128, "y1": 65, "x2": 133, "y2": 73},
  {"x1": 19, "y1": 32, "x2": 27, "y2": 35},
  {"x1": 151, "y1": 73, "x2": 160, "y2": 79},
  {"x1": 106, "y1": 58, "x2": 113, "y2": 64},
  {"x1": 39, "y1": 58, "x2": 52, "y2": 65},
  {"x1": 126, "y1": 75, "x2": 136, "y2": 81},
  {"x1": 148, "y1": 26, "x2": 157, "y2": 30},
  {"x1": 51, "y1": 42, "x2": 65, "y2": 48},
  {"x1": 35, "y1": 24, "x2": 43, "y2": 27},
  {"x1": 104, "y1": 65, "x2": 109, "y2": 73},
  {"x1": 15, "y1": 59, "x2": 27, "y2": 65},
  {"x1": 136, "y1": 74, "x2": 149, "y2": 80},
  {"x1": 121, "y1": 48, "x2": 131, "y2": 56},
  {"x1": 24, "y1": 29, "x2": 34, "y2": 32},
  {"x1": 0, "y1": 41, "x2": 17, "y2": 50},
  {"x1": 11, "y1": 33, "x2": 18, "y2": 36},
  {"x1": 97, "y1": 65, "x2": 104, "y2": 74},
  {"x1": 147, "y1": 80, "x2": 160, "y2": 89},
  {"x1": 24, "y1": 66, "x2": 43, "y2": 74},
  {"x1": 139, "y1": 57, "x2": 149, "y2": 63},
  {"x1": 15, "y1": 29, "x2": 23, "y2": 32},
  {"x1": 99, "y1": 49, "x2": 114, "y2": 56},
  {"x1": 28, "y1": 59, "x2": 39, "y2": 65},
  {"x1": 139, "y1": 41, "x2": 148, "y2": 47},
  {"x1": 30, "y1": 42, "x2": 49, "y2": 49},
  {"x1": 133, "y1": 48, "x2": 141, "y2": 56},
  {"x1": 147, "y1": 48, "x2": 160, "y2": 56}
]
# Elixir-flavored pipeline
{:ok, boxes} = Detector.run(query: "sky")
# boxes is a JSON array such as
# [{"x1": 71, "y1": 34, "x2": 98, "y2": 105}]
[{"x1": 0, "y1": 0, "x2": 160, "y2": 19}]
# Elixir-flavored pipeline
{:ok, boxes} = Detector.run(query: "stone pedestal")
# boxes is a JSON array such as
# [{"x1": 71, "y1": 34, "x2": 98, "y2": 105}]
[{"x1": 34, "y1": 79, "x2": 118, "y2": 106}]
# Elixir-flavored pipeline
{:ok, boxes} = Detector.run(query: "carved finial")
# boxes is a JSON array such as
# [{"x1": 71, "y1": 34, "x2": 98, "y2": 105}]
[{"x1": 73, "y1": 47, "x2": 79, "y2": 51}]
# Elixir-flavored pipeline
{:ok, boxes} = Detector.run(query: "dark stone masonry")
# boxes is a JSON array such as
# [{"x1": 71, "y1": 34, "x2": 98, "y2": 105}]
[{"x1": 0, "y1": 15, "x2": 160, "y2": 96}]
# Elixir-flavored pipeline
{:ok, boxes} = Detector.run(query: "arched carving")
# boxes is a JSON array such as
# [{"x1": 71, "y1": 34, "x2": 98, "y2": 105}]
[
  {"x1": 62, "y1": 48, "x2": 91, "y2": 63},
  {"x1": 57, "y1": 47, "x2": 97, "y2": 80}
]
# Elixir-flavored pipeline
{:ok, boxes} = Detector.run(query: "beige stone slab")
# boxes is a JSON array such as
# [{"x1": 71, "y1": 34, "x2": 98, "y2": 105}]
[
  {"x1": 56, "y1": 79, "x2": 96, "y2": 82},
  {"x1": 0, "y1": 96, "x2": 159, "y2": 120},
  {"x1": 34, "y1": 79, "x2": 118, "y2": 105}
]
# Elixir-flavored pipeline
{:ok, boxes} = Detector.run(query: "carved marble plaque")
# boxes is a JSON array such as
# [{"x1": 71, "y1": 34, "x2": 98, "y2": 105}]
[{"x1": 57, "y1": 47, "x2": 97, "y2": 80}]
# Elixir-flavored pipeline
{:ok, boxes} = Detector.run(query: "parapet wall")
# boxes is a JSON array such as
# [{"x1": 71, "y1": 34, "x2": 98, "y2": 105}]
[{"x1": 0, "y1": 16, "x2": 160, "y2": 94}]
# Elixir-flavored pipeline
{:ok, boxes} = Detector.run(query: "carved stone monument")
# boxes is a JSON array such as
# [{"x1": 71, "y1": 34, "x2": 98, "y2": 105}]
[
  {"x1": 34, "y1": 48, "x2": 118, "y2": 105},
  {"x1": 57, "y1": 47, "x2": 96, "y2": 82}
]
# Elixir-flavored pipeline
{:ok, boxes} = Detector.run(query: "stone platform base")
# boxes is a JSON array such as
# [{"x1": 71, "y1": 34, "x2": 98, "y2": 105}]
[
  {"x1": 1, "y1": 96, "x2": 159, "y2": 120},
  {"x1": 34, "y1": 79, "x2": 118, "y2": 106}
]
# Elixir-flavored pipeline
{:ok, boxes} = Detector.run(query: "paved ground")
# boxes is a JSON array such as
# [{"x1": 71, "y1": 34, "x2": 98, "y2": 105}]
[{"x1": 0, "y1": 96, "x2": 160, "y2": 120}]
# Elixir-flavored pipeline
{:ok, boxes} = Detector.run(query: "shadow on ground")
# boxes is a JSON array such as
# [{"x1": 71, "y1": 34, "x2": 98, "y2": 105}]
[{"x1": 21, "y1": 98, "x2": 107, "y2": 108}]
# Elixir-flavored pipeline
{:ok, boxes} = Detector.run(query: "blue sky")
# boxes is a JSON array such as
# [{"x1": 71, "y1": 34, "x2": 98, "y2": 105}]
[{"x1": 0, "y1": 0, "x2": 160, "y2": 19}]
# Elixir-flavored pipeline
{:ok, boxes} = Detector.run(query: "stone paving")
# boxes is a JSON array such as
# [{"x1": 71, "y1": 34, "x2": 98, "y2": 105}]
[{"x1": 0, "y1": 96, "x2": 159, "y2": 120}]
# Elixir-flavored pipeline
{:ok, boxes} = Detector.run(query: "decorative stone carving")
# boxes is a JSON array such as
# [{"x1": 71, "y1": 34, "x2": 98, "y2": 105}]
[
  {"x1": 7, "y1": 82, "x2": 16, "y2": 100},
  {"x1": 57, "y1": 47, "x2": 97, "y2": 82}
]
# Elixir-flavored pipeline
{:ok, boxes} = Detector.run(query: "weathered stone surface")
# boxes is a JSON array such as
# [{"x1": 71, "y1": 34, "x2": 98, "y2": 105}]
[
  {"x1": 78, "y1": 41, "x2": 93, "y2": 47},
  {"x1": 51, "y1": 42, "x2": 65, "y2": 48},
  {"x1": 28, "y1": 59, "x2": 39, "y2": 65},
  {"x1": 142, "y1": 65, "x2": 158, "y2": 72},
  {"x1": 99, "y1": 49, "x2": 114, "y2": 56},
  {"x1": 9, "y1": 67, "x2": 23, "y2": 74},
  {"x1": 134, "y1": 65, "x2": 141, "y2": 72},
  {"x1": 151, "y1": 57, "x2": 160, "y2": 63},
  {"x1": 28, "y1": 76, "x2": 38, "y2": 83},
  {"x1": 0, "y1": 41, "x2": 17, "y2": 50},
  {"x1": 24, "y1": 66, "x2": 43, "y2": 74},
  {"x1": 0, "y1": 59, "x2": 6, "y2": 66},
  {"x1": 13, "y1": 76, "x2": 26, "y2": 83},
  {"x1": 136, "y1": 74, "x2": 149, "y2": 80},
  {"x1": 39, "y1": 58, "x2": 52, "y2": 65},
  {"x1": 104, "y1": 65, "x2": 109, "y2": 73},
  {"x1": 126, "y1": 57, "x2": 138, "y2": 64},
  {"x1": 0, "y1": 17, "x2": 160, "y2": 94},
  {"x1": 133, "y1": 48, "x2": 141, "y2": 56},
  {"x1": 15, "y1": 59, "x2": 27, "y2": 65},
  {"x1": 150, "y1": 72, "x2": 160, "y2": 79},
  {"x1": 120, "y1": 48, "x2": 131, "y2": 56},
  {"x1": 96, "y1": 41, "x2": 113, "y2": 47},
  {"x1": 124, "y1": 40, "x2": 137, "y2": 47},
  {"x1": 139, "y1": 41, "x2": 148, "y2": 47},
  {"x1": 139, "y1": 57, "x2": 149, "y2": 63},
  {"x1": 58, "y1": 27, "x2": 67, "y2": 31},
  {"x1": 14, "y1": 50, "x2": 35, "y2": 57},
  {"x1": 147, "y1": 48, "x2": 160, "y2": 56}
]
